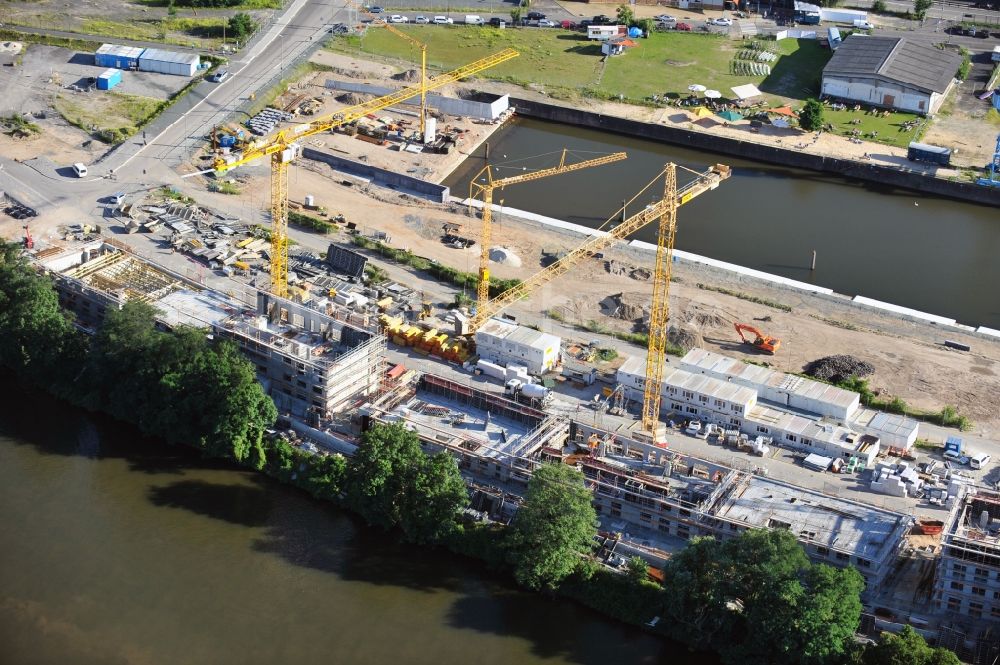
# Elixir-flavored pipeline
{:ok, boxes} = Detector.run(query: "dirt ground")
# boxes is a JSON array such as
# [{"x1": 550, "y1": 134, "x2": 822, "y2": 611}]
[{"x1": 252, "y1": 51, "x2": 514, "y2": 183}]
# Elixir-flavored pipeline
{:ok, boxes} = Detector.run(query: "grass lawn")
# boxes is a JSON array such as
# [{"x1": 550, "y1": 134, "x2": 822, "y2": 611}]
[
  {"x1": 53, "y1": 92, "x2": 163, "y2": 143},
  {"x1": 821, "y1": 107, "x2": 926, "y2": 149},
  {"x1": 331, "y1": 26, "x2": 603, "y2": 90},
  {"x1": 600, "y1": 33, "x2": 829, "y2": 103},
  {"x1": 327, "y1": 27, "x2": 831, "y2": 105},
  {"x1": 78, "y1": 17, "x2": 228, "y2": 48}
]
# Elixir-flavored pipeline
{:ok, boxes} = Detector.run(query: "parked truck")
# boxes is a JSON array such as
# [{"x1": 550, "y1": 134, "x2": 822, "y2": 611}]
[{"x1": 505, "y1": 379, "x2": 552, "y2": 404}]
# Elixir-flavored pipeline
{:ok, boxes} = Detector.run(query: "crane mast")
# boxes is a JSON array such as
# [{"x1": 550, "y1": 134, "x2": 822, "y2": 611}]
[
  {"x1": 469, "y1": 150, "x2": 627, "y2": 309},
  {"x1": 461, "y1": 162, "x2": 731, "y2": 442}
]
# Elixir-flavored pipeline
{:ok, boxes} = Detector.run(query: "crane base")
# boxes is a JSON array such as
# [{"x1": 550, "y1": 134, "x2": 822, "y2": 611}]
[{"x1": 633, "y1": 426, "x2": 669, "y2": 448}]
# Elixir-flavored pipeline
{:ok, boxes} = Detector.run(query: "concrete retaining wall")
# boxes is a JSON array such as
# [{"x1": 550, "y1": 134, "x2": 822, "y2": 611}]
[
  {"x1": 509, "y1": 97, "x2": 1000, "y2": 207},
  {"x1": 300, "y1": 147, "x2": 449, "y2": 203},
  {"x1": 326, "y1": 79, "x2": 509, "y2": 120}
]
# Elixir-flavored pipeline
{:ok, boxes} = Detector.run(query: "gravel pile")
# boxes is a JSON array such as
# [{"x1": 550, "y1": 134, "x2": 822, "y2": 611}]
[
  {"x1": 336, "y1": 92, "x2": 373, "y2": 105},
  {"x1": 392, "y1": 69, "x2": 421, "y2": 82},
  {"x1": 668, "y1": 326, "x2": 703, "y2": 352},
  {"x1": 805, "y1": 355, "x2": 875, "y2": 383}
]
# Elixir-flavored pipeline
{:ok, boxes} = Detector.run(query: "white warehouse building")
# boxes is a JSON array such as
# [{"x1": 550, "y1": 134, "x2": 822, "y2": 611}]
[
  {"x1": 138, "y1": 48, "x2": 200, "y2": 77},
  {"x1": 475, "y1": 319, "x2": 561, "y2": 375},
  {"x1": 820, "y1": 35, "x2": 961, "y2": 115}
]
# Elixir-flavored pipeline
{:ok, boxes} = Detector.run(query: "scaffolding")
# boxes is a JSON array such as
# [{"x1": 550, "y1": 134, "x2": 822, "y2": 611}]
[{"x1": 65, "y1": 250, "x2": 183, "y2": 303}]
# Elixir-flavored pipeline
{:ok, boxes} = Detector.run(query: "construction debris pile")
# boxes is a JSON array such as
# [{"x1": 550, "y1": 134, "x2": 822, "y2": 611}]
[{"x1": 805, "y1": 355, "x2": 876, "y2": 383}]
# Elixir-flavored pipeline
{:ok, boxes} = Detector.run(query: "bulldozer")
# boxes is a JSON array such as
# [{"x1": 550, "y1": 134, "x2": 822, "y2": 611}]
[{"x1": 734, "y1": 322, "x2": 781, "y2": 354}]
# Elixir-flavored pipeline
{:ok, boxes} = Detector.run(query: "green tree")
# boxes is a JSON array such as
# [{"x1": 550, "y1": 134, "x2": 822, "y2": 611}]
[
  {"x1": 663, "y1": 529, "x2": 863, "y2": 665},
  {"x1": 871, "y1": 0, "x2": 887, "y2": 12},
  {"x1": 346, "y1": 422, "x2": 423, "y2": 530},
  {"x1": 625, "y1": 556, "x2": 649, "y2": 584},
  {"x1": 861, "y1": 626, "x2": 961, "y2": 665},
  {"x1": 0, "y1": 243, "x2": 82, "y2": 387},
  {"x1": 661, "y1": 537, "x2": 730, "y2": 649},
  {"x1": 400, "y1": 451, "x2": 469, "y2": 543},
  {"x1": 506, "y1": 463, "x2": 598, "y2": 590},
  {"x1": 637, "y1": 17, "x2": 654, "y2": 35},
  {"x1": 228, "y1": 12, "x2": 257, "y2": 41},
  {"x1": 799, "y1": 98, "x2": 824, "y2": 132},
  {"x1": 616, "y1": 3, "x2": 635, "y2": 26},
  {"x1": 913, "y1": 0, "x2": 932, "y2": 20},
  {"x1": 510, "y1": 7, "x2": 522, "y2": 24},
  {"x1": 957, "y1": 48, "x2": 971, "y2": 80},
  {"x1": 347, "y1": 423, "x2": 468, "y2": 542}
]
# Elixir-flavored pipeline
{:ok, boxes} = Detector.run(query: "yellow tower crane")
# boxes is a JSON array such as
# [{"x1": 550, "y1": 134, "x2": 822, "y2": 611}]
[
  {"x1": 468, "y1": 149, "x2": 627, "y2": 311},
  {"x1": 345, "y1": 1, "x2": 430, "y2": 138},
  {"x1": 462, "y1": 162, "x2": 731, "y2": 442},
  {"x1": 211, "y1": 48, "x2": 519, "y2": 298}
]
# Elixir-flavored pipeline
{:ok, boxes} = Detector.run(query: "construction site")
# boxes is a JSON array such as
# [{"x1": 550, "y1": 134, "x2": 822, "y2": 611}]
[{"x1": 3, "y1": 8, "x2": 1000, "y2": 662}]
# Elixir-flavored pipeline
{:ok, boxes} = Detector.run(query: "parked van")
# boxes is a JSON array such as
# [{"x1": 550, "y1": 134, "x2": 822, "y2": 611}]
[
  {"x1": 970, "y1": 453, "x2": 991, "y2": 470},
  {"x1": 72, "y1": 162, "x2": 88, "y2": 177},
  {"x1": 464, "y1": 14, "x2": 484, "y2": 24}
]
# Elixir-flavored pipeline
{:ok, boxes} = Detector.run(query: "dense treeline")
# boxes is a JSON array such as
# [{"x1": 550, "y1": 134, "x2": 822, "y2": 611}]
[
  {"x1": 0, "y1": 243, "x2": 960, "y2": 665},
  {"x1": 0, "y1": 243, "x2": 275, "y2": 465}
]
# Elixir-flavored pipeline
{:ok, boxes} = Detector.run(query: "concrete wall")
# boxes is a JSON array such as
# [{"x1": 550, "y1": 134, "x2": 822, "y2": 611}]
[
  {"x1": 300, "y1": 147, "x2": 449, "y2": 203},
  {"x1": 509, "y1": 97, "x2": 1000, "y2": 207},
  {"x1": 325, "y1": 80, "x2": 509, "y2": 120}
]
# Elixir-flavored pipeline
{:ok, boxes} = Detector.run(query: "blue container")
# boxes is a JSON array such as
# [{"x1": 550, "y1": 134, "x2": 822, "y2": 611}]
[
  {"x1": 219, "y1": 134, "x2": 237, "y2": 148},
  {"x1": 94, "y1": 44, "x2": 144, "y2": 70},
  {"x1": 97, "y1": 68, "x2": 122, "y2": 91}
]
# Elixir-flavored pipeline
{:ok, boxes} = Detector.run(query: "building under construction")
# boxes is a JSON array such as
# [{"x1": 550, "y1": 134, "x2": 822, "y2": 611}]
[
  {"x1": 38, "y1": 239, "x2": 238, "y2": 331},
  {"x1": 214, "y1": 292, "x2": 386, "y2": 420},
  {"x1": 366, "y1": 371, "x2": 910, "y2": 596},
  {"x1": 933, "y1": 487, "x2": 1000, "y2": 663}
]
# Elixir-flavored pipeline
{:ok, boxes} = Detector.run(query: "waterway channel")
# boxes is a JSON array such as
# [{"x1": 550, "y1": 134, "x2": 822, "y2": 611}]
[
  {"x1": 0, "y1": 385, "x2": 695, "y2": 665},
  {"x1": 443, "y1": 118, "x2": 1000, "y2": 330}
]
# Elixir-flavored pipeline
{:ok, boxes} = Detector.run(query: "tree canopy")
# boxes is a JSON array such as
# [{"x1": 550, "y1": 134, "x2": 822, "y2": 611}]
[
  {"x1": 799, "y1": 99, "x2": 825, "y2": 132},
  {"x1": 346, "y1": 423, "x2": 468, "y2": 543},
  {"x1": 506, "y1": 462, "x2": 598, "y2": 590},
  {"x1": 860, "y1": 626, "x2": 961, "y2": 665},
  {"x1": 228, "y1": 12, "x2": 257, "y2": 41},
  {"x1": 662, "y1": 529, "x2": 864, "y2": 665}
]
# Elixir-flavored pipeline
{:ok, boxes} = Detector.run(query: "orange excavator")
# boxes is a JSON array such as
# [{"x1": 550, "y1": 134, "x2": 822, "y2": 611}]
[{"x1": 734, "y1": 322, "x2": 781, "y2": 354}]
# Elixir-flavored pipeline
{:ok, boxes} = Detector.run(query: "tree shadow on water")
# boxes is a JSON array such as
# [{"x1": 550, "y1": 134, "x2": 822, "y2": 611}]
[
  {"x1": 445, "y1": 592, "x2": 673, "y2": 664},
  {"x1": 250, "y1": 502, "x2": 479, "y2": 594},
  {"x1": 147, "y1": 479, "x2": 273, "y2": 528}
]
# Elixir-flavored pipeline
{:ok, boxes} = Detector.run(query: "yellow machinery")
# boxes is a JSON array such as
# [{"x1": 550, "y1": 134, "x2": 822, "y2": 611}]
[
  {"x1": 468, "y1": 149, "x2": 627, "y2": 310},
  {"x1": 212, "y1": 49, "x2": 519, "y2": 298},
  {"x1": 464, "y1": 163, "x2": 731, "y2": 441},
  {"x1": 345, "y1": 1, "x2": 430, "y2": 138}
]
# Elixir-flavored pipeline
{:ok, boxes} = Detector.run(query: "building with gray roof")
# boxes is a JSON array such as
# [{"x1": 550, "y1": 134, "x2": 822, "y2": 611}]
[{"x1": 821, "y1": 35, "x2": 962, "y2": 115}]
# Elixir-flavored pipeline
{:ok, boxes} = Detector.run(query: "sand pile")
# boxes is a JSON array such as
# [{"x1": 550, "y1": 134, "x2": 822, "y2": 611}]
[{"x1": 489, "y1": 247, "x2": 522, "y2": 267}]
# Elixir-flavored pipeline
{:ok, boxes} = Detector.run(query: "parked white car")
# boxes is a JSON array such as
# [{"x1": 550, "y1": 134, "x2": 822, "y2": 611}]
[
  {"x1": 685, "y1": 420, "x2": 706, "y2": 438},
  {"x1": 432, "y1": 15, "x2": 453, "y2": 24},
  {"x1": 537, "y1": 19, "x2": 557, "y2": 27},
  {"x1": 970, "y1": 453, "x2": 991, "y2": 470},
  {"x1": 414, "y1": 15, "x2": 429, "y2": 23},
  {"x1": 387, "y1": 14, "x2": 408, "y2": 23},
  {"x1": 654, "y1": 14, "x2": 676, "y2": 23},
  {"x1": 709, "y1": 17, "x2": 733, "y2": 26}
]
